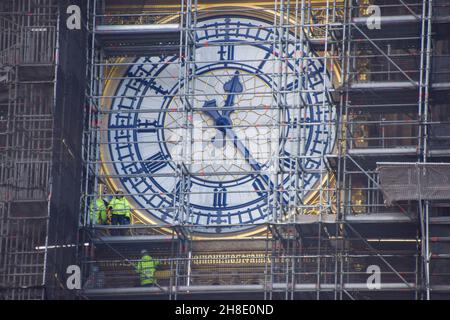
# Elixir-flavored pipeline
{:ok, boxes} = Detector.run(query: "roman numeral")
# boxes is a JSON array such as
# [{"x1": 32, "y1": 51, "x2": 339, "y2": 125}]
[
  {"x1": 171, "y1": 180, "x2": 191, "y2": 202},
  {"x1": 127, "y1": 67, "x2": 169, "y2": 95},
  {"x1": 257, "y1": 48, "x2": 273, "y2": 71},
  {"x1": 284, "y1": 77, "x2": 306, "y2": 91},
  {"x1": 139, "y1": 152, "x2": 168, "y2": 174},
  {"x1": 280, "y1": 151, "x2": 296, "y2": 170},
  {"x1": 213, "y1": 187, "x2": 227, "y2": 208},
  {"x1": 252, "y1": 176, "x2": 268, "y2": 198},
  {"x1": 136, "y1": 119, "x2": 160, "y2": 133},
  {"x1": 218, "y1": 45, "x2": 235, "y2": 63}
]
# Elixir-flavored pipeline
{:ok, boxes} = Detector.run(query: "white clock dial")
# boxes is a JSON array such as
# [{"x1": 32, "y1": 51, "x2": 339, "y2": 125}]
[{"x1": 104, "y1": 16, "x2": 335, "y2": 234}]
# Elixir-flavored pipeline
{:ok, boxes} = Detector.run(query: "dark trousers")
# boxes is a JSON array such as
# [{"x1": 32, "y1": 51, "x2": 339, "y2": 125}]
[
  {"x1": 111, "y1": 214, "x2": 130, "y2": 225},
  {"x1": 111, "y1": 215, "x2": 130, "y2": 236}
]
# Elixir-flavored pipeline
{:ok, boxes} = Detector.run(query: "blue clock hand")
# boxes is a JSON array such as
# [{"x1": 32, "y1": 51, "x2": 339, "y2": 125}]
[
  {"x1": 202, "y1": 100, "x2": 277, "y2": 200},
  {"x1": 201, "y1": 100, "x2": 258, "y2": 169},
  {"x1": 201, "y1": 99, "x2": 222, "y2": 122},
  {"x1": 202, "y1": 99, "x2": 232, "y2": 148},
  {"x1": 208, "y1": 71, "x2": 243, "y2": 147},
  {"x1": 222, "y1": 70, "x2": 243, "y2": 118},
  {"x1": 224, "y1": 127, "x2": 261, "y2": 171},
  {"x1": 224, "y1": 127, "x2": 277, "y2": 196}
]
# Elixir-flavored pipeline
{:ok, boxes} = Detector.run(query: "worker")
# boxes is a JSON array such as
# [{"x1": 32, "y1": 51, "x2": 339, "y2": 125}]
[
  {"x1": 108, "y1": 189, "x2": 131, "y2": 225},
  {"x1": 89, "y1": 197, "x2": 107, "y2": 225},
  {"x1": 101, "y1": 186, "x2": 112, "y2": 224},
  {"x1": 135, "y1": 249, "x2": 160, "y2": 287}
]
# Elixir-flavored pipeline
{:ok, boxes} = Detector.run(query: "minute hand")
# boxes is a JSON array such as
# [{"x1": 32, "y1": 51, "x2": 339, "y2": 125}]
[
  {"x1": 224, "y1": 127, "x2": 261, "y2": 172},
  {"x1": 224, "y1": 127, "x2": 276, "y2": 192}
]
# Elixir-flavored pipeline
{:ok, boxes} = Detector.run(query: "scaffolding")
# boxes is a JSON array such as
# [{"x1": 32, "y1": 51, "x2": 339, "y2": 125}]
[
  {"x1": 77, "y1": 0, "x2": 450, "y2": 300},
  {"x1": 0, "y1": 0, "x2": 87, "y2": 300},
  {"x1": 0, "y1": 0, "x2": 57, "y2": 300}
]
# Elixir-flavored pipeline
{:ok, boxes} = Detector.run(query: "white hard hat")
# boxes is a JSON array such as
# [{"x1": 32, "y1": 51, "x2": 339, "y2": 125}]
[{"x1": 141, "y1": 249, "x2": 148, "y2": 255}]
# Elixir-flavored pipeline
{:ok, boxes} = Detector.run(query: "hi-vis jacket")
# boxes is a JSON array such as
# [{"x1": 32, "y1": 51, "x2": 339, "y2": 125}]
[
  {"x1": 89, "y1": 198, "x2": 107, "y2": 224},
  {"x1": 109, "y1": 196, "x2": 131, "y2": 218},
  {"x1": 135, "y1": 255, "x2": 160, "y2": 285}
]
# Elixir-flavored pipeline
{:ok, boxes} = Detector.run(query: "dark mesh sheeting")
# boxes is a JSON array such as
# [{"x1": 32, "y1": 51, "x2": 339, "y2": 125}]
[{"x1": 377, "y1": 163, "x2": 450, "y2": 205}]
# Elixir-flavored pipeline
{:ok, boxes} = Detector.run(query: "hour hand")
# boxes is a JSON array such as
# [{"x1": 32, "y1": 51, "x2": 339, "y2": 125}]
[
  {"x1": 201, "y1": 99, "x2": 222, "y2": 121},
  {"x1": 202, "y1": 99, "x2": 227, "y2": 148}
]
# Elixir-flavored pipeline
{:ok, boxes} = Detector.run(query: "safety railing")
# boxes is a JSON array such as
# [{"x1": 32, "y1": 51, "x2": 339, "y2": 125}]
[
  {"x1": 82, "y1": 252, "x2": 418, "y2": 292},
  {"x1": 347, "y1": 119, "x2": 420, "y2": 150}
]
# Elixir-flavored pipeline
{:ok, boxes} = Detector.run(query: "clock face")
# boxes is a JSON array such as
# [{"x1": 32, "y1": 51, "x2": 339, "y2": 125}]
[{"x1": 105, "y1": 16, "x2": 335, "y2": 234}]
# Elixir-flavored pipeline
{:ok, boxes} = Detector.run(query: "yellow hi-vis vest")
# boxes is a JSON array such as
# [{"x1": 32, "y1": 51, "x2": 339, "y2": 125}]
[
  {"x1": 89, "y1": 198, "x2": 106, "y2": 224},
  {"x1": 109, "y1": 197, "x2": 131, "y2": 218},
  {"x1": 135, "y1": 255, "x2": 159, "y2": 285}
]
